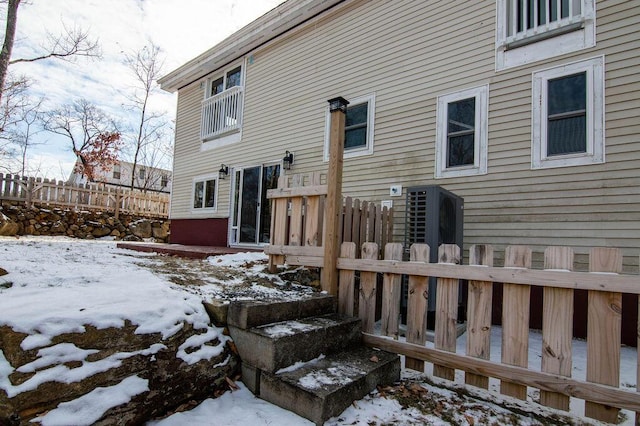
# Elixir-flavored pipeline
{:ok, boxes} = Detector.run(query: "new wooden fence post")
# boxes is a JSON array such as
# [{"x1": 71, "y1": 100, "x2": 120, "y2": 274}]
[
  {"x1": 358, "y1": 242, "x2": 378, "y2": 333},
  {"x1": 304, "y1": 172, "x2": 322, "y2": 247},
  {"x1": 465, "y1": 244, "x2": 494, "y2": 389},
  {"x1": 269, "y1": 175, "x2": 289, "y2": 273},
  {"x1": 115, "y1": 189, "x2": 121, "y2": 220},
  {"x1": 289, "y1": 174, "x2": 303, "y2": 246},
  {"x1": 406, "y1": 243, "x2": 430, "y2": 372},
  {"x1": 434, "y1": 244, "x2": 461, "y2": 381},
  {"x1": 338, "y1": 242, "x2": 357, "y2": 316},
  {"x1": 501, "y1": 245, "x2": 532, "y2": 400},
  {"x1": 540, "y1": 246, "x2": 574, "y2": 411},
  {"x1": 322, "y1": 97, "x2": 348, "y2": 295},
  {"x1": 585, "y1": 247, "x2": 622, "y2": 423},
  {"x1": 381, "y1": 243, "x2": 403, "y2": 339}
]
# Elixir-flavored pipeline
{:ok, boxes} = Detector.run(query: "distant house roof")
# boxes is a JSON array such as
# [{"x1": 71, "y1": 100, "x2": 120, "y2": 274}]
[{"x1": 158, "y1": 0, "x2": 344, "y2": 92}]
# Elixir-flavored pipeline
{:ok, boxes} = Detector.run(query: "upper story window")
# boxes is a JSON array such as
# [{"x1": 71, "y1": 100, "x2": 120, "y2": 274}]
[
  {"x1": 161, "y1": 174, "x2": 169, "y2": 188},
  {"x1": 496, "y1": 0, "x2": 595, "y2": 70},
  {"x1": 201, "y1": 64, "x2": 244, "y2": 144},
  {"x1": 112, "y1": 164, "x2": 121, "y2": 180},
  {"x1": 435, "y1": 85, "x2": 489, "y2": 178},
  {"x1": 323, "y1": 94, "x2": 375, "y2": 161},
  {"x1": 138, "y1": 167, "x2": 146, "y2": 180},
  {"x1": 531, "y1": 56, "x2": 604, "y2": 169}
]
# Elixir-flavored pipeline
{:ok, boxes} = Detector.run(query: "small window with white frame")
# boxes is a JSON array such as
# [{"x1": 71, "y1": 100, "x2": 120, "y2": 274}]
[
  {"x1": 496, "y1": 0, "x2": 595, "y2": 70},
  {"x1": 323, "y1": 94, "x2": 375, "y2": 161},
  {"x1": 435, "y1": 85, "x2": 489, "y2": 178},
  {"x1": 531, "y1": 56, "x2": 604, "y2": 169},
  {"x1": 192, "y1": 175, "x2": 218, "y2": 211}
]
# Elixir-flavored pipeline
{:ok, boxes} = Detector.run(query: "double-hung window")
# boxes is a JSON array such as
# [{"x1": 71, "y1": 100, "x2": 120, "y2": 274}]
[
  {"x1": 532, "y1": 56, "x2": 604, "y2": 169},
  {"x1": 496, "y1": 0, "x2": 595, "y2": 70},
  {"x1": 323, "y1": 94, "x2": 375, "y2": 161},
  {"x1": 435, "y1": 85, "x2": 488, "y2": 178},
  {"x1": 193, "y1": 175, "x2": 218, "y2": 211},
  {"x1": 201, "y1": 64, "x2": 244, "y2": 144},
  {"x1": 112, "y1": 164, "x2": 121, "y2": 180}
]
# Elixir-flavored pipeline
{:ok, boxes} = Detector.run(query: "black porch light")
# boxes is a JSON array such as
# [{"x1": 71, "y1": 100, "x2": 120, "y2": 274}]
[
  {"x1": 282, "y1": 151, "x2": 294, "y2": 170},
  {"x1": 218, "y1": 164, "x2": 229, "y2": 179},
  {"x1": 328, "y1": 96, "x2": 349, "y2": 113}
]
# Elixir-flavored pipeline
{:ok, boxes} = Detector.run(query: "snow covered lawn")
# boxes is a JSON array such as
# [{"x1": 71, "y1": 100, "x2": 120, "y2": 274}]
[{"x1": 0, "y1": 237, "x2": 635, "y2": 425}]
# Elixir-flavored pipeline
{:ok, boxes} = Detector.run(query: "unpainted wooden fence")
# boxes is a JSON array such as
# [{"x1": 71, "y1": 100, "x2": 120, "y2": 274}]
[
  {"x1": 272, "y1": 239, "x2": 639, "y2": 424},
  {"x1": 0, "y1": 173, "x2": 170, "y2": 218},
  {"x1": 265, "y1": 172, "x2": 393, "y2": 270}
]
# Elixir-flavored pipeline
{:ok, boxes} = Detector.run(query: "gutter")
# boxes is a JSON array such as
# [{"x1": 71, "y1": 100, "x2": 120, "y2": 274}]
[{"x1": 158, "y1": 0, "x2": 345, "y2": 93}]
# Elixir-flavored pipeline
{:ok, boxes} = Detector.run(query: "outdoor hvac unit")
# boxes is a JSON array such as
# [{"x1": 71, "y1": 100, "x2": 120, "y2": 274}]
[{"x1": 403, "y1": 185, "x2": 464, "y2": 323}]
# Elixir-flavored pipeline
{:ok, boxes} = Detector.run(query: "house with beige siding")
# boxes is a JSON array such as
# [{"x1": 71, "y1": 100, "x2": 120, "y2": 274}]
[{"x1": 159, "y1": 0, "x2": 639, "y2": 269}]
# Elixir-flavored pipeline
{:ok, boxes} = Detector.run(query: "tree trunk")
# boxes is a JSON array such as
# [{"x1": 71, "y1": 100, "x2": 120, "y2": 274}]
[{"x1": 0, "y1": 0, "x2": 21, "y2": 106}]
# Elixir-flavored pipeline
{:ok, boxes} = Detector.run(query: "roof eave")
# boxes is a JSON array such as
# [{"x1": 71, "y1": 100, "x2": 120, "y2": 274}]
[{"x1": 158, "y1": 0, "x2": 344, "y2": 93}]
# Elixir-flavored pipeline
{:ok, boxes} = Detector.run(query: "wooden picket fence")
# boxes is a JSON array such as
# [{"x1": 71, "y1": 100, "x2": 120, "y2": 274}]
[
  {"x1": 0, "y1": 173, "x2": 169, "y2": 218},
  {"x1": 265, "y1": 172, "x2": 393, "y2": 270}
]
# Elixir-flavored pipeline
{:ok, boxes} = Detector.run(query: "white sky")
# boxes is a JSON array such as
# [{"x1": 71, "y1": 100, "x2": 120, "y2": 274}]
[{"x1": 2, "y1": 0, "x2": 285, "y2": 179}]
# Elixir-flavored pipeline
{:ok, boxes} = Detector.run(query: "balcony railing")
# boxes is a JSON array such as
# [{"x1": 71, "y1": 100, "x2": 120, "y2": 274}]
[
  {"x1": 505, "y1": 0, "x2": 584, "y2": 47},
  {"x1": 200, "y1": 85, "x2": 244, "y2": 141}
]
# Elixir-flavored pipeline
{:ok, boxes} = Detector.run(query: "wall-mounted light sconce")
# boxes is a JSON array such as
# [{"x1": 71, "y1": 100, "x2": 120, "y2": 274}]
[
  {"x1": 282, "y1": 151, "x2": 294, "y2": 170},
  {"x1": 218, "y1": 164, "x2": 229, "y2": 179}
]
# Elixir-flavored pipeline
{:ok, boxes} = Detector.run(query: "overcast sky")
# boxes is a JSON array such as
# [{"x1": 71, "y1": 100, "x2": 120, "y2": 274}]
[{"x1": 3, "y1": 0, "x2": 285, "y2": 179}]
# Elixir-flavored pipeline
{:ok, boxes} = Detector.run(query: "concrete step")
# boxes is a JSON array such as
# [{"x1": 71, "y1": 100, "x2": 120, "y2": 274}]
[
  {"x1": 229, "y1": 313, "x2": 361, "y2": 373},
  {"x1": 227, "y1": 294, "x2": 336, "y2": 330},
  {"x1": 258, "y1": 346, "x2": 401, "y2": 425}
]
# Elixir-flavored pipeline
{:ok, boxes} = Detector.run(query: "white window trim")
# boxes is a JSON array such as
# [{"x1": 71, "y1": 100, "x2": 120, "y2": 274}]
[
  {"x1": 200, "y1": 59, "x2": 246, "y2": 150},
  {"x1": 323, "y1": 94, "x2": 376, "y2": 162},
  {"x1": 531, "y1": 56, "x2": 604, "y2": 170},
  {"x1": 203, "y1": 62, "x2": 244, "y2": 100},
  {"x1": 435, "y1": 85, "x2": 489, "y2": 179},
  {"x1": 191, "y1": 173, "x2": 219, "y2": 214},
  {"x1": 495, "y1": 0, "x2": 595, "y2": 71}
]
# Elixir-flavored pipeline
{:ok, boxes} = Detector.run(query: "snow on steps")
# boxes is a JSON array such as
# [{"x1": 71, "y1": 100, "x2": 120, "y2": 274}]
[{"x1": 227, "y1": 295, "x2": 401, "y2": 425}]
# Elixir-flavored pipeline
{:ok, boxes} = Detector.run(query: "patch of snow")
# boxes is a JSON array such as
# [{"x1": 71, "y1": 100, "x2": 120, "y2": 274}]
[
  {"x1": 147, "y1": 383, "x2": 313, "y2": 426},
  {"x1": 1, "y1": 344, "x2": 165, "y2": 397},
  {"x1": 298, "y1": 363, "x2": 365, "y2": 390},
  {"x1": 177, "y1": 328, "x2": 229, "y2": 365},
  {"x1": 33, "y1": 375, "x2": 149, "y2": 426},
  {"x1": 276, "y1": 354, "x2": 326, "y2": 374},
  {"x1": 260, "y1": 320, "x2": 321, "y2": 338},
  {"x1": 207, "y1": 252, "x2": 268, "y2": 268},
  {"x1": 17, "y1": 343, "x2": 99, "y2": 373}
]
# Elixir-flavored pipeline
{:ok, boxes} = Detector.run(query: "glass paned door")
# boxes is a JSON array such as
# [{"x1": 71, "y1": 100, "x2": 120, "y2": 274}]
[{"x1": 233, "y1": 164, "x2": 280, "y2": 245}]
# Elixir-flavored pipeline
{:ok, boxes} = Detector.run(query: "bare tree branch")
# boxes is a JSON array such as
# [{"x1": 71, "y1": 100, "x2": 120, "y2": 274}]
[{"x1": 9, "y1": 22, "x2": 101, "y2": 64}]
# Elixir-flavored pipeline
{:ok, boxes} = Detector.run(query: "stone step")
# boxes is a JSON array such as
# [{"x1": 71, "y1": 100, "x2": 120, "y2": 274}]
[
  {"x1": 229, "y1": 313, "x2": 361, "y2": 373},
  {"x1": 258, "y1": 346, "x2": 401, "y2": 425},
  {"x1": 227, "y1": 294, "x2": 336, "y2": 330}
]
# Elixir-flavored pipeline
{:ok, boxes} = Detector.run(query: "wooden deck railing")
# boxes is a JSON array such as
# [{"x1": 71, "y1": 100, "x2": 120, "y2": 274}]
[
  {"x1": 0, "y1": 173, "x2": 169, "y2": 218},
  {"x1": 265, "y1": 172, "x2": 393, "y2": 270}
]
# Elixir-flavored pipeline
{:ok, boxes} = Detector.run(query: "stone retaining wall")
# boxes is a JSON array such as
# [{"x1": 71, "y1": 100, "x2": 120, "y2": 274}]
[{"x1": 0, "y1": 202, "x2": 170, "y2": 242}]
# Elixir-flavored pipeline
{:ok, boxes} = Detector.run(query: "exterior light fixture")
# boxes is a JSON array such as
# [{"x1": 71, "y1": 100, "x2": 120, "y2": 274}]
[
  {"x1": 282, "y1": 151, "x2": 294, "y2": 170},
  {"x1": 327, "y1": 96, "x2": 349, "y2": 113},
  {"x1": 218, "y1": 164, "x2": 229, "y2": 179}
]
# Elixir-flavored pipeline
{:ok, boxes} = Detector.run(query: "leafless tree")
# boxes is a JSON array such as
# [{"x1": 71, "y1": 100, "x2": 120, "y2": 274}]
[
  {"x1": 123, "y1": 42, "x2": 170, "y2": 190},
  {"x1": 0, "y1": 0, "x2": 101, "y2": 104},
  {"x1": 43, "y1": 99, "x2": 121, "y2": 181}
]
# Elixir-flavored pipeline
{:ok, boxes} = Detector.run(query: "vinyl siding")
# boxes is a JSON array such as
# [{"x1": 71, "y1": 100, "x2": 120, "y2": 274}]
[{"x1": 170, "y1": 0, "x2": 640, "y2": 269}]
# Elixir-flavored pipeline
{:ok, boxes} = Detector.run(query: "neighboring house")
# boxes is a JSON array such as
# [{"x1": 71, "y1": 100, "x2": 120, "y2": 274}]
[
  {"x1": 68, "y1": 159, "x2": 172, "y2": 194},
  {"x1": 159, "y1": 0, "x2": 639, "y2": 269}
]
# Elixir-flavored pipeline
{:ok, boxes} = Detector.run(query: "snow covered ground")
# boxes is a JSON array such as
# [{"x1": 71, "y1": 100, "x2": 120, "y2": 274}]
[{"x1": 0, "y1": 236, "x2": 636, "y2": 425}]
